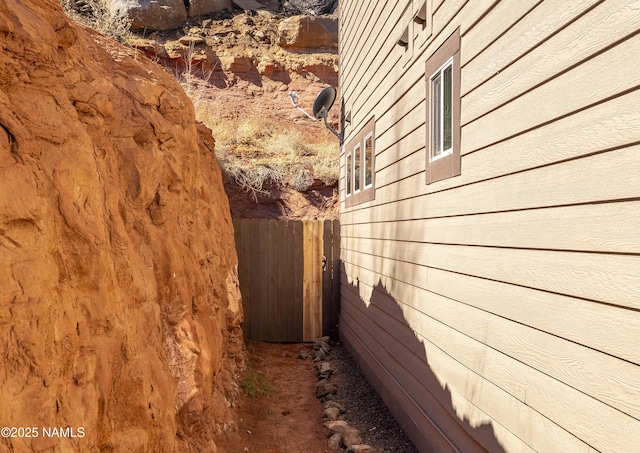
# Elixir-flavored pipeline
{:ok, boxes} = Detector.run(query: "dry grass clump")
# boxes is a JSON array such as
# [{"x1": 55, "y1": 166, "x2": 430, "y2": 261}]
[
  {"x1": 60, "y1": 0, "x2": 132, "y2": 43},
  {"x1": 212, "y1": 116, "x2": 339, "y2": 197},
  {"x1": 182, "y1": 79, "x2": 340, "y2": 198}
]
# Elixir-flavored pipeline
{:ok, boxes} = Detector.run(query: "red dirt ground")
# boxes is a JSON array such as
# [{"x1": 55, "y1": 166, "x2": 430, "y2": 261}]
[{"x1": 217, "y1": 342, "x2": 329, "y2": 453}]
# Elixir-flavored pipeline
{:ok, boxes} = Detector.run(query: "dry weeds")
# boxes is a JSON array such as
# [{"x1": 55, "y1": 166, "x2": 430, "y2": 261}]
[
  {"x1": 181, "y1": 74, "x2": 339, "y2": 199},
  {"x1": 60, "y1": 0, "x2": 132, "y2": 43}
]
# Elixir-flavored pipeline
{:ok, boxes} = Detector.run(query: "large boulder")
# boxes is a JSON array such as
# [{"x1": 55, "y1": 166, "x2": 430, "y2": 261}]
[
  {"x1": 190, "y1": 0, "x2": 233, "y2": 17},
  {"x1": 232, "y1": 0, "x2": 268, "y2": 11},
  {"x1": 284, "y1": 0, "x2": 337, "y2": 15},
  {"x1": 278, "y1": 15, "x2": 338, "y2": 49},
  {"x1": 111, "y1": 0, "x2": 187, "y2": 30},
  {"x1": 110, "y1": 0, "x2": 233, "y2": 31},
  {"x1": 0, "y1": 0, "x2": 244, "y2": 451}
]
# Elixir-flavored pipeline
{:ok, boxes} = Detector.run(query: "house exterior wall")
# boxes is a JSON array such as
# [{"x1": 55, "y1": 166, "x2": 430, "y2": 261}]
[{"x1": 338, "y1": 1, "x2": 640, "y2": 451}]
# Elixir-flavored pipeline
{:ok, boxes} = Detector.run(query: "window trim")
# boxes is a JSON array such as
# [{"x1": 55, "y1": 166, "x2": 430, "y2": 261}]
[
  {"x1": 429, "y1": 57, "x2": 454, "y2": 162},
  {"x1": 353, "y1": 142, "x2": 361, "y2": 194},
  {"x1": 363, "y1": 132, "x2": 374, "y2": 190},
  {"x1": 344, "y1": 117, "x2": 376, "y2": 208},
  {"x1": 425, "y1": 28, "x2": 461, "y2": 185},
  {"x1": 345, "y1": 151, "x2": 352, "y2": 198}
]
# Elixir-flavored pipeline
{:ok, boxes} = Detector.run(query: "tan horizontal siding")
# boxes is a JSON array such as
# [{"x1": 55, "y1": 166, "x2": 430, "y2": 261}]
[
  {"x1": 462, "y1": 32, "x2": 640, "y2": 151},
  {"x1": 344, "y1": 0, "x2": 495, "y2": 140},
  {"x1": 340, "y1": 286, "x2": 519, "y2": 453},
  {"x1": 340, "y1": 1, "x2": 405, "y2": 102},
  {"x1": 341, "y1": 253, "x2": 640, "y2": 366},
  {"x1": 379, "y1": 83, "x2": 640, "y2": 197},
  {"x1": 341, "y1": 274, "x2": 594, "y2": 453},
  {"x1": 347, "y1": 144, "x2": 640, "y2": 217},
  {"x1": 342, "y1": 89, "x2": 640, "y2": 215},
  {"x1": 341, "y1": 257, "x2": 640, "y2": 422},
  {"x1": 341, "y1": 258, "x2": 640, "y2": 452},
  {"x1": 462, "y1": 0, "x2": 640, "y2": 122},
  {"x1": 461, "y1": 0, "x2": 542, "y2": 65},
  {"x1": 342, "y1": 238, "x2": 640, "y2": 309},
  {"x1": 339, "y1": 0, "x2": 640, "y2": 451},
  {"x1": 341, "y1": 201, "x2": 640, "y2": 254},
  {"x1": 339, "y1": 319, "x2": 459, "y2": 453},
  {"x1": 462, "y1": 0, "x2": 601, "y2": 95}
]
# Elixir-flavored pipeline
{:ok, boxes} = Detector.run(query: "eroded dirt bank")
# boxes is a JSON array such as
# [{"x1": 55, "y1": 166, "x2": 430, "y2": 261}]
[{"x1": 0, "y1": 0, "x2": 244, "y2": 451}]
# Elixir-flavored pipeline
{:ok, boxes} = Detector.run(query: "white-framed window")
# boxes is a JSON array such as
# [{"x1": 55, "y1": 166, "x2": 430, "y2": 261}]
[
  {"x1": 344, "y1": 117, "x2": 375, "y2": 207},
  {"x1": 364, "y1": 133, "x2": 373, "y2": 189},
  {"x1": 353, "y1": 143, "x2": 361, "y2": 193},
  {"x1": 430, "y1": 57, "x2": 454, "y2": 161},
  {"x1": 425, "y1": 28, "x2": 461, "y2": 185},
  {"x1": 346, "y1": 151, "x2": 352, "y2": 197}
]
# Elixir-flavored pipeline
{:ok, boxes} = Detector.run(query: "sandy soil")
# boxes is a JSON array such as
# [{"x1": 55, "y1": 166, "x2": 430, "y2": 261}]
[
  {"x1": 217, "y1": 342, "x2": 329, "y2": 453},
  {"x1": 216, "y1": 342, "x2": 419, "y2": 453}
]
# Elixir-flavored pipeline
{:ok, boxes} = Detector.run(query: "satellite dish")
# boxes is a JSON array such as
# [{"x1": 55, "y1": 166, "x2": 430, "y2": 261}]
[
  {"x1": 288, "y1": 85, "x2": 343, "y2": 143},
  {"x1": 312, "y1": 86, "x2": 337, "y2": 119}
]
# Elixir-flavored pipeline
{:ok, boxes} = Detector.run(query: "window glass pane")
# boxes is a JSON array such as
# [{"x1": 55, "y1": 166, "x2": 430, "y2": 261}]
[
  {"x1": 346, "y1": 153, "x2": 352, "y2": 196},
  {"x1": 364, "y1": 135, "x2": 373, "y2": 187},
  {"x1": 431, "y1": 73, "x2": 441, "y2": 157},
  {"x1": 443, "y1": 64, "x2": 453, "y2": 152},
  {"x1": 354, "y1": 145, "x2": 361, "y2": 192}
]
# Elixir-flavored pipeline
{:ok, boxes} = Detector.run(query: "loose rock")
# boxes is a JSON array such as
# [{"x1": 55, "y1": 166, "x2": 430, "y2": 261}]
[
  {"x1": 327, "y1": 433, "x2": 342, "y2": 451},
  {"x1": 278, "y1": 15, "x2": 338, "y2": 49},
  {"x1": 314, "y1": 348, "x2": 329, "y2": 361},
  {"x1": 322, "y1": 406, "x2": 340, "y2": 421},
  {"x1": 324, "y1": 420, "x2": 349, "y2": 435},
  {"x1": 341, "y1": 426, "x2": 363, "y2": 449},
  {"x1": 316, "y1": 361, "x2": 333, "y2": 379},
  {"x1": 316, "y1": 379, "x2": 338, "y2": 398},
  {"x1": 324, "y1": 400, "x2": 346, "y2": 413}
]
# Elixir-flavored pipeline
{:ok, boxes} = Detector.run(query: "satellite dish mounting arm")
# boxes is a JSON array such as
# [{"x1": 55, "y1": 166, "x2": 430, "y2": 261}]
[
  {"x1": 289, "y1": 91, "x2": 317, "y2": 122},
  {"x1": 289, "y1": 86, "x2": 344, "y2": 144},
  {"x1": 317, "y1": 106, "x2": 343, "y2": 143}
]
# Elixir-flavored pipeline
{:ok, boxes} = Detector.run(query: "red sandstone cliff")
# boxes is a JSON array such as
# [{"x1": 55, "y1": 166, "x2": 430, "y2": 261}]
[{"x1": 0, "y1": 0, "x2": 244, "y2": 451}]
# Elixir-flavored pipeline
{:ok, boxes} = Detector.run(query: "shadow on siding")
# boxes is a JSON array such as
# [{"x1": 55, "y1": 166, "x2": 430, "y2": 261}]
[{"x1": 339, "y1": 268, "x2": 507, "y2": 453}]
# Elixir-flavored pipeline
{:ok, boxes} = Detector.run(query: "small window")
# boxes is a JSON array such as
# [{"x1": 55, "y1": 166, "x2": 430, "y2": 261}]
[
  {"x1": 430, "y1": 58, "x2": 453, "y2": 161},
  {"x1": 346, "y1": 152, "x2": 352, "y2": 197},
  {"x1": 425, "y1": 28, "x2": 461, "y2": 184},
  {"x1": 364, "y1": 133, "x2": 373, "y2": 189},
  {"x1": 344, "y1": 117, "x2": 375, "y2": 208},
  {"x1": 354, "y1": 143, "x2": 361, "y2": 193}
]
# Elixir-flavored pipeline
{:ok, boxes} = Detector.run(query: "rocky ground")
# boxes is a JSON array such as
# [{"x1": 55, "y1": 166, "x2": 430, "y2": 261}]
[
  {"x1": 1, "y1": 1, "x2": 245, "y2": 451},
  {"x1": 63, "y1": 0, "x2": 342, "y2": 219},
  {"x1": 326, "y1": 345, "x2": 419, "y2": 453},
  {"x1": 126, "y1": 5, "x2": 342, "y2": 220},
  {"x1": 220, "y1": 341, "x2": 418, "y2": 453}
]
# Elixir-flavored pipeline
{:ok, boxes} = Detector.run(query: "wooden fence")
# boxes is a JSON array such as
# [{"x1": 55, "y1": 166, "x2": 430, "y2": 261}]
[{"x1": 233, "y1": 219, "x2": 340, "y2": 342}]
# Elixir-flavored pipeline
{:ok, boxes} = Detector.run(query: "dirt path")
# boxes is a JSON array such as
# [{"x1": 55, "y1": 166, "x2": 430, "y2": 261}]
[{"x1": 217, "y1": 342, "x2": 329, "y2": 453}]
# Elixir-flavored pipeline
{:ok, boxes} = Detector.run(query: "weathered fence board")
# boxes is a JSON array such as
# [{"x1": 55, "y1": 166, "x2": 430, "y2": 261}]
[
  {"x1": 323, "y1": 220, "x2": 340, "y2": 340},
  {"x1": 292, "y1": 221, "x2": 304, "y2": 341},
  {"x1": 303, "y1": 220, "x2": 323, "y2": 341},
  {"x1": 233, "y1": 219, "x2": 340, "y2": 342}
]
